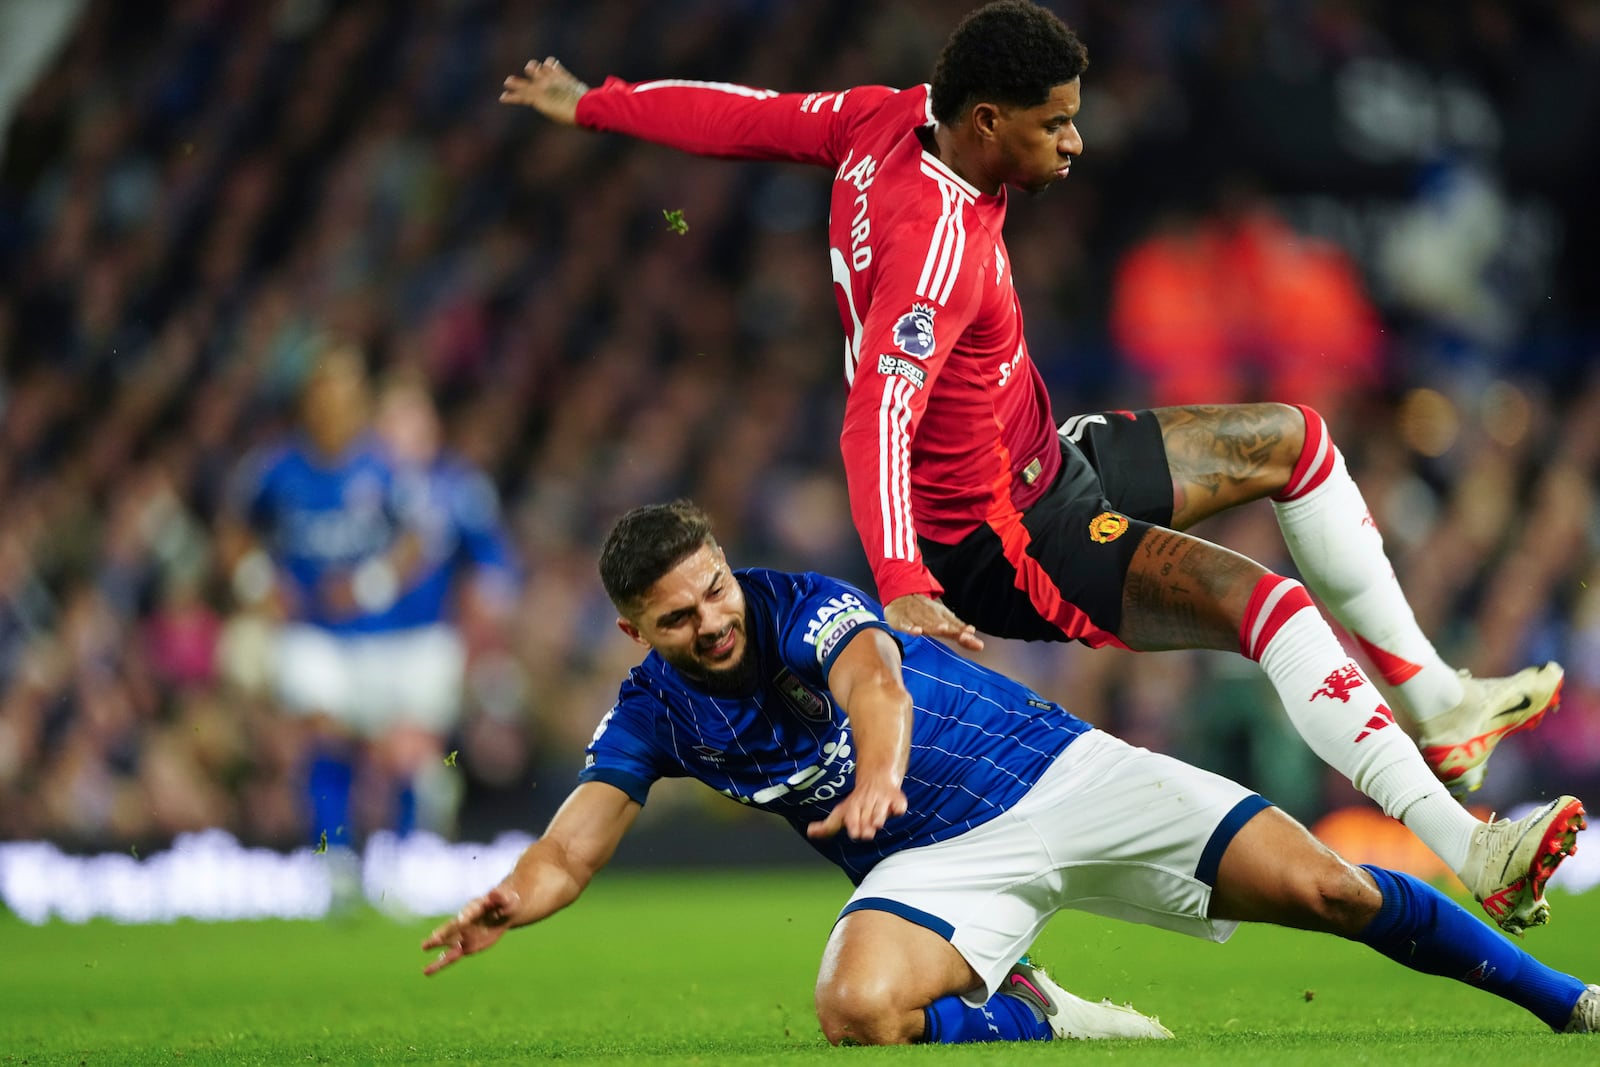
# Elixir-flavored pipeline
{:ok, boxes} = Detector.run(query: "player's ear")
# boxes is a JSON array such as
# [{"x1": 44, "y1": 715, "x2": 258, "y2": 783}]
[
  {"x1": 616, "y1": 616, "x2": 648, "y2": 647},
  {"x1": 971, "y1": 101, "x2": 1002, "y2": 140}
]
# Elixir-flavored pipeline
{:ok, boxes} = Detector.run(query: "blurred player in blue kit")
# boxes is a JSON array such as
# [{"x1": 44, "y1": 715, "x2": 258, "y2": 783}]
[
  {"x1": 220, "y1": 345, "x2": 518, "y2": 843},
  {"x1": 422, "y1": 501, "x2": 1596, "y2": 1045},
  {"x1": 375, "y1": 368, "x2": 522, "y2": 832}
]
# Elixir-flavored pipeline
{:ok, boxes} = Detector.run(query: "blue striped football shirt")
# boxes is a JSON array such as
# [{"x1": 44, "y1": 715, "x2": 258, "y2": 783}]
[{"x1": 579, "y1": 568, "x2": 1090, "y2": 883}]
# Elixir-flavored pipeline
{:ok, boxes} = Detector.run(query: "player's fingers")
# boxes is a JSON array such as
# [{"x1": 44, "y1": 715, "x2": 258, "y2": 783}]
[
  {"x1": 483, "y1": 887, "x2": 518, "y2": 921},
  {"x1": 956, "y1": 626, "x2": 985, "y2": 651},
  {"x1": 423, "y1": 944, "x2": 464, "y2": 976},
  {"x1": 852, "y1": 794, "x2": 898, "y2": 839},
  {"x1": 421, "y1": 920, "x2": 460, "y2": 950},
  {"x1": 806, "y1": 809, "x2": 845, "y2": 839}
]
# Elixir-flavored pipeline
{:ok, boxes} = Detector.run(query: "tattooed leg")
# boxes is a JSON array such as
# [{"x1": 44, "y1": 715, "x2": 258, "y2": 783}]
[
  {"x1": 1155, "y1": 403, "x2": 1304, "y2": 529},
  {"x1": 1117, "y1": 527, "x2": 1266, "y2": 652}
]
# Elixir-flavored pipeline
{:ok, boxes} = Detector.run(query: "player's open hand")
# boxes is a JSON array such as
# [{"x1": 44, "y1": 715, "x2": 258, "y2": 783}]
[
  {"x1": 806, "y1": 778, "x2": 908, "y2": 842},
  {"x1": 421, "y1": 886, "x2": 521, "y2": 976},
  {"x1": 499, "y1": 57, "x2": 588, "y2": 125},
  {"x1": 885, "y1": 594, "x2": 984, "y2": 651}
]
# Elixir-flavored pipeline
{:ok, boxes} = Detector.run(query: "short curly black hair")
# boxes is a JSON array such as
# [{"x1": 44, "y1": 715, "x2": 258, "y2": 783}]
[
  {"x1": 930, "y1": 1, "x2": 1089, "y2": 125},
  {"x1": 599, "y1": 499, "x2": 717, "y2": 614}
]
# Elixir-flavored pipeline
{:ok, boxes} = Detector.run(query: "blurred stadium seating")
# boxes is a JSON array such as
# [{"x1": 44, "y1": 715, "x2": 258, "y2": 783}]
[{"x1": 1, "y1": 0, "x2": 1597, "y2": 884}]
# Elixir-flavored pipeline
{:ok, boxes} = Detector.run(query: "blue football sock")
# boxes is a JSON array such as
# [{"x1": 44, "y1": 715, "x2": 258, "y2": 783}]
[
  {"x1": 395, "y1": 781, "x2": 417, "y2": 836},
  {"x1": 1356, "y1": 865, "x2": 1585, "y2": 1030},
  {"x1": 307, "y1": 752, "x2": 353, "y2": 847},
  {"x1": 922, "y1": 989, "x2": 1051, "y2": 1043}
]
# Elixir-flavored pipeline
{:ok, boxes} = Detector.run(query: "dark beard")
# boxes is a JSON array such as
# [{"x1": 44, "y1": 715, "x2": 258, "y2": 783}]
[
  {"x1": 664, "y1": 633, "x2": 761, "y2": 697},
  {"x1": 689, "y1": 651, "x2": 761, "y2": 697}
]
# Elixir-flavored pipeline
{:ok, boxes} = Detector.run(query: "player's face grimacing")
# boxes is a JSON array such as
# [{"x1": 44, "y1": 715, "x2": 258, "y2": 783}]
[
  {"x1": 620, "y1": 543, "x2": 758, "y2": 695},
  {"x1": 993, "y1": 78, "x2": 1082, "y2": 196}
]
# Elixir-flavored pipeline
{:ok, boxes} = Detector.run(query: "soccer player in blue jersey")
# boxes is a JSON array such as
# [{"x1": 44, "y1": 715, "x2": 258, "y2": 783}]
[
  {"x1": 422, "y1": 501, "x2": 1597, "y2": 1044},
  {"x1": 221, "y1": 346, "x2": 517, "y2": 841},
  {"x1": 375, "y1": 369, "x2": 521, "y2": 835}
]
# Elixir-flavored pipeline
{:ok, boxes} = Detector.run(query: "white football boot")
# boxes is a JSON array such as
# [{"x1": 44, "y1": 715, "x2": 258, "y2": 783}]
[
  {"x1": 1418, "y1": 664, "x2": 1563, "y2": 796},
  {"x1": 1460, "y1": 795, "x2": 1586, "y2": 934},
  {"x1": 999, "y1": 958, "x2": 1173, "y2": 1040},
  {"x1": 1563, "y1": 984, "x2": 1599, "y2": 1033}
]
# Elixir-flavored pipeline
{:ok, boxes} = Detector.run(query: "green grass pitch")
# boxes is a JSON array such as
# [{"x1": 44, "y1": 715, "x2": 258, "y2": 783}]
[{"x1": 3, "y1": 869, "x2": 1596, "y2": 1065}]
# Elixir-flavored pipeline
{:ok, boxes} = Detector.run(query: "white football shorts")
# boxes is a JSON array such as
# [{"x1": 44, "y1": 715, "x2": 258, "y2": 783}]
[
  {"x1": 838, "y1": 728, "x2": 1269, "y2": 1004},
  {"x1": 273, "y1": 623, "x2": 466, "y2": 737}
]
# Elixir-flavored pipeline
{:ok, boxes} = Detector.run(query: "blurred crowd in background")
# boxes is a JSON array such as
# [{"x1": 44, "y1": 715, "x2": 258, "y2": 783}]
[{"x1": 2, "y1": 0, "x2": 1599, "y2": 857}]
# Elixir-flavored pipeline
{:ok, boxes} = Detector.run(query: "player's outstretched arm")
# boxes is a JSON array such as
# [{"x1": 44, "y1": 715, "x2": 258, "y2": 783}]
[
  {"x1": 884, "y1": 594, "x2": 984, "y2": 651},
  {"x1": 421, "y1": 781, "x2": 638, "y2": 975},
  {"x1": 500, "y1": 57, "x2": 589, "y2": 125},
  {"x1": 808, "y1": 628, "x2": 911, "y2": 842}
]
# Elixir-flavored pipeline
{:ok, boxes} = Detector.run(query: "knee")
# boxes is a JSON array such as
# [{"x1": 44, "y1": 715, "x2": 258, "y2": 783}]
[
  {"x1": 1271, "y1": 403, "x2": 1343, "y2": 502},
  {"x1": 1266, "y1": 400, "x2": 1310, "y2": 477},
  {"x1": 1275, "y1": 402, "x2": 1313, "y2": 448},
  {"x1": 815, "y1": 974, "x2": 920, "y2": 1046},
  {"x1": 1292, "y1": 856, "x2": 1381, "y2": 934}
]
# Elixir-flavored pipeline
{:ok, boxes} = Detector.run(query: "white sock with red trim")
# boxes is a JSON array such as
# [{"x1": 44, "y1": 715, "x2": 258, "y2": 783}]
[
  {"x1": 1270, "y1": 404, "x2": 1463, "y2": 723},
  {"x1": 1243, "y1": 574, "x2": 1474, "y2": 871}
]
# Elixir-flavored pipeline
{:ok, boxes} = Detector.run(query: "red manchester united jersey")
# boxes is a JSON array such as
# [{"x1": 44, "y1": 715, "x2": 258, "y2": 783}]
[{"x1": 578, "y1": 79, "x2": 1063, "y2": 605}]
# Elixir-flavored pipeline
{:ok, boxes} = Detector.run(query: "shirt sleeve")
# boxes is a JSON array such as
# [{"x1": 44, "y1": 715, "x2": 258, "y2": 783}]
[
  {"x1": 780, "y1": 573, "x2": 896, "y2": 682},
  {"x1": 448, "y1": 465, "x2": 522, "y2": 586},
  {"x1": 576, "y1": 78, "x2": 895, "y2": 167},
  {"x1": 837, "y1": 223, "x2": 987, "y2": 605},
  {"x1": 575, "y1": 681, "x2": 678, "y2": 805},
  {"x1": 223, "y1": 447, "x2": 278, "y2": 534}
]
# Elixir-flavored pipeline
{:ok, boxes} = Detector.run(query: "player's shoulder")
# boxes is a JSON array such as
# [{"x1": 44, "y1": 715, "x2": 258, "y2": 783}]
[
  {"x1": 736, "y1": 566, "x2": 871, "y2": 605},
  {"x1": 236, "y1": 438, "x2": 306, "y2": 486},
  {"x1": 615, "y1": 660, "x2": 677, "y2": 717},
  {"x1": 739, "y1": 568, "x2": 883, "y2": 628},
  {"x1": 835, "y1": 83, "x2": 924, "y2": 120},
  {"x1": 429, "y1": 453, "x2": 498, "y2": 504},
  {"x1": 872, "y1": 132, "x2": 996, "y2": 243}
]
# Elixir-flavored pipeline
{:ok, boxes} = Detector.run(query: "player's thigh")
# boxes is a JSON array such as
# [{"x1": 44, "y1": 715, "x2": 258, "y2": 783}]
[
  {"x1": 1022, "y1": 730, "x2": 1267, "y2": 942},
  {"x1": 353, "y1": 625, "x2": 465, "y2": 737},
  {"x1": 1207, "y1": 804, "x2": 1380, "y2": 935},
  {"x1": 1150, "y1": 403, "x2": 1305, "y2": 529},
  {"x1": 835, "y1": 810, "x2": 1066, "y2": 1006},
  {"x1": 274, "y1": 624, "x2": 361, "y2": 729},
  {"x1": 835, "y1": 732, "x2": 1265, "y2": 1002},
  {"x1": 817, "y1": 909, "x2": 982, "y2": 1018},
  {"x1": 1117, "y1": 526, "x2": 1272, "y2": 653}
]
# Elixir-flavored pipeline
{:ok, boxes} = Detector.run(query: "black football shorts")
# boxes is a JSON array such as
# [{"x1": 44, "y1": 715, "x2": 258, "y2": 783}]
[{"x1": 918, "y1": 409, "x2": 1172, "y2": 647}]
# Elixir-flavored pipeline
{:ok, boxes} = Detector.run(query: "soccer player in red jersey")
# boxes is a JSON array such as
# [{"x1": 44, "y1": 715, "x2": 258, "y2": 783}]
[{"x1": 500, "y1": 1, "x2": 1577, "y2": 931}]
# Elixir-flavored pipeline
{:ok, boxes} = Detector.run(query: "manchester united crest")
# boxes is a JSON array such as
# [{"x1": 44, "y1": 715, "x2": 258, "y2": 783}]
[{"x1": 1088, "y1": 511, "x2": 1129, "y2": 544}]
